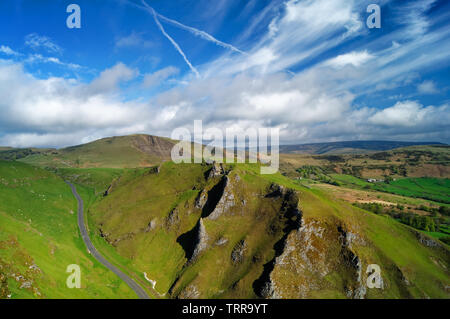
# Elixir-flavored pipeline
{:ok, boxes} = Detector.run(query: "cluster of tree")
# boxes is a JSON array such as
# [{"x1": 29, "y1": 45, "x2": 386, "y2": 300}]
[
  {"x1": 394, "y1": 213, "x2": 437, "y2": 232},
  {"x1": 389, "y1": 164, "x2": 407, "y2": 177},
  {"x1": 296, "y1": 165, "x2": 342, "y2": 186},
  {"x1": 354, "y1": 202, "x2": 450, "y2": 238},
  {"x1": 0, "y1": 148, "x2": 41, "y2": 161},
  {"x1": 417, "y1": 205, "x2": 450, "y2": 217},
  {"x1": 342, "y1": 165, "x2": 363, "y2": 177},
  {"x1": 369, "y1": 152, "x2": 391, "y2": 161},
  {"x1": 353, "y1": 202, "x2": 384, "y2": 214},
  {"x1": 296, "y1": 165, "x2": 326, "y2": 179}
]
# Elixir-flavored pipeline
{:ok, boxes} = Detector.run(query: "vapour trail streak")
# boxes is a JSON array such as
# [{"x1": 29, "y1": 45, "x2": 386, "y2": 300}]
[
  {"x1": 156, "y1": 13, "x2": 246, "y2": 55},
  {"x1": 141, "y1": 0, "x2": 200, "y2": 78},
  {"x1": 125, "y1": 0, "x2": 245, "y2": 55}
]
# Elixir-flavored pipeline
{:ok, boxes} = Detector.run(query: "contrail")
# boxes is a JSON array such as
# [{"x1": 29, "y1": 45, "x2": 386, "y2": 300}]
[
  {"x1": 141, "y1": 0, "x2": 200, "y2": 78},
  {"x1": 125, "y1": 0, "x2": 245, "y2": 55},
  {"x1": 156, "y1": 13, "x2": 246, "y2": 55}
]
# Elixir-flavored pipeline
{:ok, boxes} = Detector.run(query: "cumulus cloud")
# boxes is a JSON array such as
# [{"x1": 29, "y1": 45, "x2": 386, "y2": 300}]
[
  {"x1": 324, "y1": 50, "x2": 374, "y2": 69},
  {"x1": 115, "y1": 31, "x2": 154, "y2": 49},
  {"x1": 142, "y1": 66, "x2": 179, "y2": 88},
  {"x1": 0, "y1": 61, "x2": 150, "y2": 147},
  {"x1": 1, "y1": 0, "x2": 450, "y2": 147},
  {"x1": 369, "y1": 101, "x2": 449, "y2": 128},
  {"x1": 86, "y1": 62, "x2": 138, "y2": 94}
]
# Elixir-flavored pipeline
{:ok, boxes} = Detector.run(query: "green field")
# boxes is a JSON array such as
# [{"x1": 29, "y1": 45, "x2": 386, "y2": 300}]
[
  {"x1": 0, "y1": 161, "x2": 136, "y2": 299},
  {"x1": 374, "y1": 178, "x2": 450, "y2": 204},
  {"x1": 329, "y1": 174, "x2": 449, "y2": 204}
]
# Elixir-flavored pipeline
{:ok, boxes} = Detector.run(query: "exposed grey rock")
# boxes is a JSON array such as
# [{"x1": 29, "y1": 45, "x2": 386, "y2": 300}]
[
  {"x1": 195, "y1": 190, "x2": 208, "y2": 209},
  {"x1": 207, "y1": 176, "x2": 235, "y2": 220},
  {"x1": 348, "y1": 255, "x2": 367, "y2": 299},
  {"x1": 207, "y1": 162, "x2": 224, "y2": 179},
  {"x1": 29, "y1": 264, "x2": 41, "y2": 273},
  {"x1": 215, "y1": 237, "x2": 228, "y2": 246},
  {"x1": 179, "y1": 284, "x2": 200, "y2": 299},
  {"x1": 191, "y1": 219, "x2": 209, "y2": 260},
  {"x1": 231, "y1": 240, "x2": 247, "y2": 265},
  {"x1": 339, "y1": 227, "x2": 368, "y2": 299},
  {"x1": 417, "y1": 233, "x2": 440, "y2": 247},
  {"x1": 165, "y1": 208, "x2": 180, "y2": 228},
  {"x1": 20, "y1": 281, "x2": 32, "y2": 289},
  {"x1": 145, "y1": 219, "x2": 157, "y2": 232}
]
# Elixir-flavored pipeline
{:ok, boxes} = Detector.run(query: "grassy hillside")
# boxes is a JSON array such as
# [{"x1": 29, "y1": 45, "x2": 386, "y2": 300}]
[
  {"x1": 84, "y1": 161, "x2": 449, "y2": 299},
  {"x1": 19, "y1": 134, "x2": 176, "y2": 169},
  {"x1": 0, "y1": 161, "x2": 136, "y2": 299}
]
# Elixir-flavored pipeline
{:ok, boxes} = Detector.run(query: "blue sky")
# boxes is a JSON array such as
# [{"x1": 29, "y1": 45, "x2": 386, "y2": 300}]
[{"x1": 0, "y1": 0, "x2": 449, "y2": 147}]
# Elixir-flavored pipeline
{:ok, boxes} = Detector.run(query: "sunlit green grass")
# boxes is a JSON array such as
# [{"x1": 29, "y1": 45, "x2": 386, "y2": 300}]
[{"x1": 0, "y1": 160, "x2": 136, "y2": 299}]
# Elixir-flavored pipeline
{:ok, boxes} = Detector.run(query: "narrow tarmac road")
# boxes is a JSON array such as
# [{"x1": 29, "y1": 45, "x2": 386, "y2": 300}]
[{"x1": 66, "y1": 181, "x2": 150, "y2": 299}]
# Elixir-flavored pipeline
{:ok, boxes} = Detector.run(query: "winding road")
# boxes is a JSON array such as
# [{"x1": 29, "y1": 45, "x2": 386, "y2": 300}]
[{"x1": 66, "y1": 182, "x2": 150, "y2": 299}]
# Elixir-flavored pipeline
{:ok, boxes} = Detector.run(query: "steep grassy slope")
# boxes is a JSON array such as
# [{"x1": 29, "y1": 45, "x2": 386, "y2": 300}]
[
  {"x1": 86, "y1": 161, "x2": 450, "y2": 299},
  {"x1": 0, "y1": 161, "x2": 136, "y2": 299},
  {"x1": 19, "y1": 134, "x2": 175, "y2": 169}
]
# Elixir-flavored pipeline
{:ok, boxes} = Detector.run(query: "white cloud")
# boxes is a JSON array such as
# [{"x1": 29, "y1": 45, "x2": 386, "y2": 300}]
[
  {"x1": 0, "y1": 61, "x2": 151, "y2": 147},
  {"x1": 1, "y1": 0, "x2": 450, "y2": 147},
  {"x1": 25, "y1": 33, "x2": 63, "y2": 54},
  {"x1": 87, "y1": 62, "x2": 138, "y2": 94},
  {"x1": 324, "y1": 50, "x2": 374, "y2": 69},
  {"x1": 25, "y1": 54, "x2": 81, "y2": 70},
  {"x1": 0, "y1": 45, "x2": 19, "y2": 56},
  {"x1": 418, "y1": 80, "x2": 438, "y2": 94},
  {"x1": 369, "y1": 101, "x2": 448, "y2": 127},
  {"x1": 115, "y1": 31, "x2": 154, "y2": 49},
  {"x1": 142, "y1": 66, "x2": 179, "y2": 88}
]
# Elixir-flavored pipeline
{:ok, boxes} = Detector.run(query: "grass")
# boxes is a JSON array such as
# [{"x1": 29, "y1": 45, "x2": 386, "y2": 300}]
[
  {"x1": 84, "y1": 161, "x2": 449, "y2": 299},
  {"x1": 326, "y1": 174, "x2": 450, "y2": 205},
  {"x1": 0, "y1": 160, "x2": 136, "y2": 299},
  {"x1": 373, "y1": 178, "x2": 450, "y2": 204},
  {"x1": 19, "y1": 134, "x2": 174, "y2": 169}
]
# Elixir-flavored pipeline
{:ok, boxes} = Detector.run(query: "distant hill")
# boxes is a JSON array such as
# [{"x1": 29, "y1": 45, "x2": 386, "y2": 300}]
[
  {"x1": 17, "y1": 134, "x2": 176, "y2": 168},
  {"x1": 3, "y1": 136, "x2": 446, "y2": 168},
  {"x1": 279, "y1": 141, "x2": 446, "y2": 155}
]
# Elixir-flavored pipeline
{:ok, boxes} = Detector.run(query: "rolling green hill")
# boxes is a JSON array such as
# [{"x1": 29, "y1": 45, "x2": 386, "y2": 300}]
[
  {"x1": 0, "y1": 160, "x2": 136, "y2": 299},
  {"x1": 1, "y1": 136, "x2": 449, "y2": 299},
  {"x1": 84, "y1": 161, "x2": 449, "y2": 299},
  {"x1": 18, "y1": 134, "x2": 176, "y2": 169}
]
